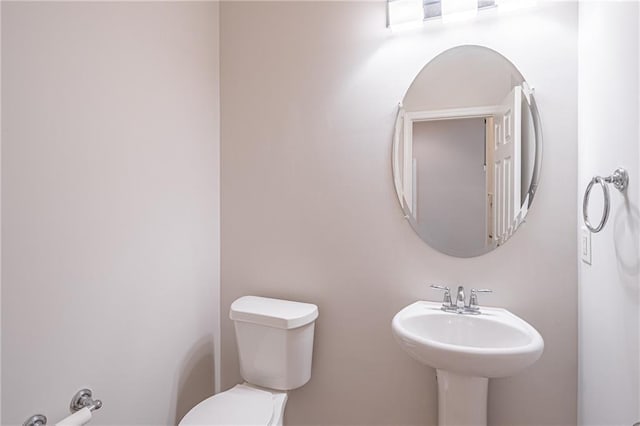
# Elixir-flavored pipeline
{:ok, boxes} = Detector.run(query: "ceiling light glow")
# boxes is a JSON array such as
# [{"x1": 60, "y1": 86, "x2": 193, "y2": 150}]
[
  {"x1": 441, "y1": 0, "x2": 478, "y2": 23},
  {"x1": 387, "y1": 0, "x2": 424, "y2": 29}
]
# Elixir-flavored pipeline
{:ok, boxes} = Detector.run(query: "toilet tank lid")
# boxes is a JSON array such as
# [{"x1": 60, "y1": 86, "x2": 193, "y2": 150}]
[{"x1": 230, "y1": 296, "x2": 319, "y2": 329}]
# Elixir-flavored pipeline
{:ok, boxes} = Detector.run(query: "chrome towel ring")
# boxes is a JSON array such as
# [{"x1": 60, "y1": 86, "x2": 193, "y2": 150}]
[{"x1": 583, "y1": 167, "x2": 629, "y2": 233}]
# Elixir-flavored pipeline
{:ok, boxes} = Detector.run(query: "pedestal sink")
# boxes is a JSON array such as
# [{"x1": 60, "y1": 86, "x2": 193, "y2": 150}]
[{"x1": 392, "y1": 301, "x2": 544, "y2": 426}]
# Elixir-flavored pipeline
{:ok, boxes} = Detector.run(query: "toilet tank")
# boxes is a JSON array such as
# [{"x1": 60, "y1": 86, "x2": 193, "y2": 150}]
[{"x1": 230, "y1": 296, "x2": 318, "y2": 391}]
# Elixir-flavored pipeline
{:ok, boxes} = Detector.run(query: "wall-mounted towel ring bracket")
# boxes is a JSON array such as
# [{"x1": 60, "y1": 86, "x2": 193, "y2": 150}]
[{"x1": 583, "y1": 167, "x2": 629, "y2": 233}]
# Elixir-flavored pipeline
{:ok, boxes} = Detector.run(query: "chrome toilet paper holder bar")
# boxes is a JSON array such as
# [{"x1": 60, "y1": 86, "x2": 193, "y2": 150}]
[
  {"x1": 582, "y1": 167, "x2": 629, "y2": 233},
  {"x1": 23, "y1": 389, "x2": 102, "y2": 426}
]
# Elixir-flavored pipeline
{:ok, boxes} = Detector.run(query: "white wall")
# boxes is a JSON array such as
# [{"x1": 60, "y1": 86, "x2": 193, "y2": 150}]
[
  {"x1": 403, "y1": 45, "x2": 522, "y2": 111},
  {"x1": 1, "y1": 2, "x2": 220, "y2": 425},
  {"x1": 578, "y1": 2, "x2": 640, "y2": 425},
  {"x1": 0, "y1": 2, "x2": 3, "y2": 421},
  {"x1": 220, "y1": 2, "x2": 578, "y2": 425}
]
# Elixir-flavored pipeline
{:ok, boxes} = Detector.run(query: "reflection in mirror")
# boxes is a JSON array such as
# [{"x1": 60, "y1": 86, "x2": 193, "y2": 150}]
[{"x1": 392, "y1": 45, "x2": 541, "y2": 257}]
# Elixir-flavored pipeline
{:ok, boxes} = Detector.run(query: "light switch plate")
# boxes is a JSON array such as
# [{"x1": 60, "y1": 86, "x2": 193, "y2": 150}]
[{"x1": 581, "y1": 226, "x2": 592, "y2": 265}]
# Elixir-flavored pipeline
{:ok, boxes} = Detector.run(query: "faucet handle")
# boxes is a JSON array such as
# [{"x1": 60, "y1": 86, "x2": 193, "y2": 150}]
[
  {"x1": 430, "y1": 284, "x2": 449, "y2": 291},
  {"x1": 430, "y1": 284, "x2": 453, "y2": 306},
  {"x1": 467, "y1": 288, "x2": 493, "y2": 311}
]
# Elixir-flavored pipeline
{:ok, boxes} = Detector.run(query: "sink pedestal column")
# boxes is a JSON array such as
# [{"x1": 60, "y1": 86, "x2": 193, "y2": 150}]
[{"x1": 436, "y1": 370, "x2": 488, "y2": 426}]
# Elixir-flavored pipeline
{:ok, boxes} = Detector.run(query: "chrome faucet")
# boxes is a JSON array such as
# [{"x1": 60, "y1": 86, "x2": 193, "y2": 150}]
[
  {"x1": 430, "y1": 284, "x2": 493, "y2": 314},
  {"x1": 456, "y1": 286, "x2": 465, "y2": 310}
]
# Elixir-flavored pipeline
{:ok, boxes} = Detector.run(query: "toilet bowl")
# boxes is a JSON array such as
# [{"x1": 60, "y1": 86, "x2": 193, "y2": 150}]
[
  {"x1": 179, "y1": 383, "x2": 287, "y2": 426},
  {"x1": 179, "y1": 296, "x2": 318, "y2": 426}
]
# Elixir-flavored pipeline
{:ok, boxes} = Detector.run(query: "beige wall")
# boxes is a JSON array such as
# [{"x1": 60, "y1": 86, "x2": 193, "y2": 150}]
[
  {"x1": 1, "y1": 2, "x2": 219, "y2": 425},
  {"x1": 220, "y1": 2, "x2": 577, "y2": 425}
]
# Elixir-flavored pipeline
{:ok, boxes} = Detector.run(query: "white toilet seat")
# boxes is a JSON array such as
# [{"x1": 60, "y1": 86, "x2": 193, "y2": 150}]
[{"x1": 179, "y1": 384, "x2": 287, "y2": 426}]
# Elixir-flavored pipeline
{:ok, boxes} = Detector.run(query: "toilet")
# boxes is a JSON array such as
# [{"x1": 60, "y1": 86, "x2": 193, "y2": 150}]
[{"x1": 179, "y1": 295, "x2": 319, "y2": 426}]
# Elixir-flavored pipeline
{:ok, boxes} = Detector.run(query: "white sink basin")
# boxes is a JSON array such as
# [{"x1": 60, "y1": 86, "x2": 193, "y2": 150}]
[{"x1": 392, "y1": 301, "x2": 544, "y2": 378}]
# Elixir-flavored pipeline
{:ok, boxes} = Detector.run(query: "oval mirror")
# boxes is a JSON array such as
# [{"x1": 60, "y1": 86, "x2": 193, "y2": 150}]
[{"x1": 392, "y1": 45, "x2": 542, "y2": 257}]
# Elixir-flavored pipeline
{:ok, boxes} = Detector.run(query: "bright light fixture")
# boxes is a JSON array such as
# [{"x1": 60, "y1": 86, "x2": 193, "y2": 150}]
[
  {"x1": 386, "y1": 0, "x2": 536, "y2": 29},
  {"x1": 496, "y1": 0, "x2": 537, "y2": 13},
  {"x1": 387, "y1": 0, "x2": 424, "y2": 29},
  {"x1": 441, "y1": 0, "x2": 478, "y2": 23}
]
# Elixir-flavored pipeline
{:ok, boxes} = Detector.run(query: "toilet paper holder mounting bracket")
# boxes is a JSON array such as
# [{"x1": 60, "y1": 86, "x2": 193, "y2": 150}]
[
  {"x1": 70, "y1": 389, "x2": 102, "y2": 412},
  {"x1": 23, "y1": 388, "x2": 102, "y2": 426}
]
